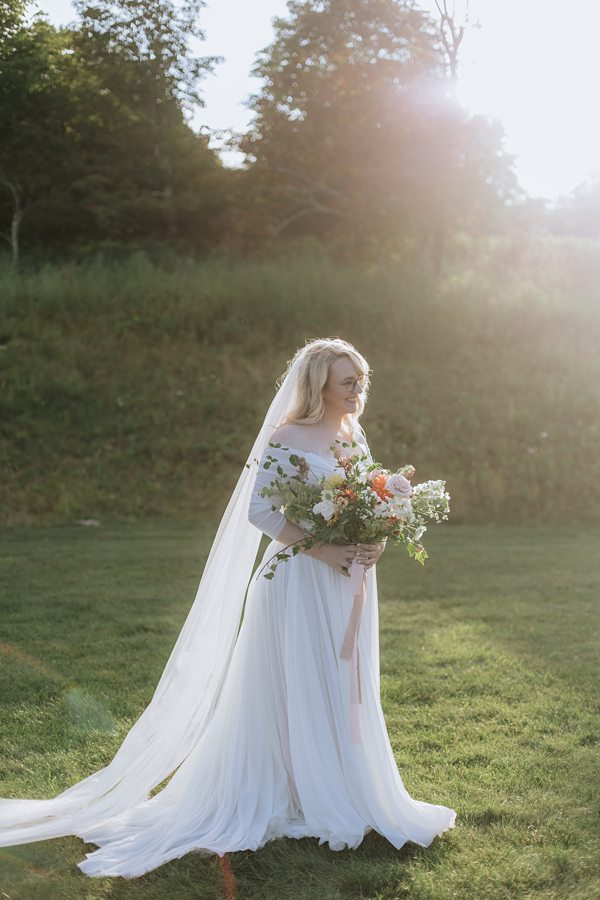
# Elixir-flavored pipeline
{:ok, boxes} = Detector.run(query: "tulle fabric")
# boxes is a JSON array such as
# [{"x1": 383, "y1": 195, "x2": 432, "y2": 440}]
[
  {"x1": 0, "y1": 356, "x2": 307, "y2": 847},
  {"x1": 0, "y1": 437, "x2": 456, "y2": 878},
  {"x1": 71, "y1": 452, "x2": 456, "y2": 877}
]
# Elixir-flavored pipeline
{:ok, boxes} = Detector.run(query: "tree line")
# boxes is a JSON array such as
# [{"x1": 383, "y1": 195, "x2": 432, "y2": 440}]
[{"x1": 1, "y1": 0, "x2": 598, "y2": 270}]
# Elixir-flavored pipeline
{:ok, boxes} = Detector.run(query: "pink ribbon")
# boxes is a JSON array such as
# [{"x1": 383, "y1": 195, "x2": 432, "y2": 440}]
[{"x1": 339, "y1": 560, "x2": 366, "y2": 744}]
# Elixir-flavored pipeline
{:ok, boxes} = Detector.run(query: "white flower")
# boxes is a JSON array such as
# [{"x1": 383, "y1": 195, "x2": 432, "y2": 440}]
[
  {"x1": 412, "y1": 479, "x2": 445, "y2": 499},
  {"x1": 298, "y1": 519, "x2": 314, "y2": 532},
  {"x1": 313, "y1": 499, "x2": 336, "y2": 520},
  {"x1": 392, "y1": 497, "x2": 413, "y2": 517},
  {"x1": 376, "y1": 495, "x2": 412, "y2": 519},
  {"x1": 373, "y1": 498, "x2": 389, "y2": 517},
  {"x1": 354, "y1": 463, "x2": 370, "y2": 485}
]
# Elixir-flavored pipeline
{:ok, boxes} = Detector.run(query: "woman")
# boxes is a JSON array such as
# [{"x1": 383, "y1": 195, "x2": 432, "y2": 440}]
[{"x1": 0, "y1": 337, "x2": 456, "y2": 878}]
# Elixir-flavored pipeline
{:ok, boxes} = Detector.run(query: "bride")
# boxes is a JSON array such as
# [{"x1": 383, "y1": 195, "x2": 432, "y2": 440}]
[{"x1": 0, "y1": 336, "x2": 456, "y2": 878}]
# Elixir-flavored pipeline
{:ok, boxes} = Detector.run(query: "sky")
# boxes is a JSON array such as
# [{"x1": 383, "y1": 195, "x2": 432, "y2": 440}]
[{"x1": 32, "y1": 0, "x2": 600, "y2": 201}]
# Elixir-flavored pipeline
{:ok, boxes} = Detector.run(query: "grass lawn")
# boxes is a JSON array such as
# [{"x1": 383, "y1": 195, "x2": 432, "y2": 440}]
[{"x1": 0, "y1": 521, "x2": 598, "y2": 899}]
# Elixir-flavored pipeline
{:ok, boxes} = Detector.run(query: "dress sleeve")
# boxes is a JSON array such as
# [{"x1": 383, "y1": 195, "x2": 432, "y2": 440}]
[{"x1": 247, "y1": 444, "x2": 296, "y2": 541}]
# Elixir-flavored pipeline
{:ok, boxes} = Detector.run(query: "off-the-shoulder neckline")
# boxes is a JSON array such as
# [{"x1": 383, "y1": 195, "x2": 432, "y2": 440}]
[{"x1": 267, "y1": 440, "x2": 366, "y2": 464}]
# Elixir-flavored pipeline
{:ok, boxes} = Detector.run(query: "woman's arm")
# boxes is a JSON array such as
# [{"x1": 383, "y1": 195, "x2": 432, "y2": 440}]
[
  {"x1": 247, "y1": 444, "x2": 315, "y2": 544},
  {"x1": 272, "y1": 518, "x2": 322, "y2": 557},
  {"x1": 247, "y1": 445, "x2": 358, "y2": 574}
]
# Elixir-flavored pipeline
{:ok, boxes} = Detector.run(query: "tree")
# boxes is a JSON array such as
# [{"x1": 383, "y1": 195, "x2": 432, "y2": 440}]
[
  {"x1": 0, "y1": 1, "x2": 231, "y2": 259},
  {"x1": 0, "y1": 3, "x2": 83, "y2": 267},
  {"x1": 547, "y1": 175, "x2": 600, "y2": 239},
  {"x1": 0, "y1": 0, "x2": 28, "y2": 39},
  {"x1": 434, "y1": 0, "x2": 470, "y2": 81},
  {"x1": 237, "y1": 0, "x2": 520, "y2": 265},
  {"x1": 72, "y1": 0, "x2": 223, "y2": 238}
]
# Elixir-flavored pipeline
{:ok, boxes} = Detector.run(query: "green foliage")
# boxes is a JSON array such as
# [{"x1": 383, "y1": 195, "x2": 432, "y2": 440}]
[
  {"x1": 73, "y1": 0, "x2": 220, "y2": 110},
  {"x1": 0, "y1": 236, "x2": 599, "y2": 526},
  {"x1": 238, "y1": 0, "x2": 521, "y2": 260},
  {"x1": 0, "y1": 12, "x2": 83, "y2": 221},
  {"x1": 0, "y1": 1, "x2": 230, "y2": 255},
  {"x1": 548, "y1": 174, "x2": 600, "y2": 238},
  {"x1": 0, "y1": 0, "x2": 30, "y2": 39},
  {"x1": 256, "y1": 440, "x2": 432, "y2": 573},
  {"x1": 1, "y1": 0, "x2": 599, "y2": 270}
]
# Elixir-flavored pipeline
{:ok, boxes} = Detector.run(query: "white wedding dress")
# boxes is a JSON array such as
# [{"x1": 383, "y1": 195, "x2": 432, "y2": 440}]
[{"x1": 0, "y1": 439, "x2": 456, "y2": 878}]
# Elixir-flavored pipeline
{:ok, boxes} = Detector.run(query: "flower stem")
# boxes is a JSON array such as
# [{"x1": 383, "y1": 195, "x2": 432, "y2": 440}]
[{"x1": 253, "y1": 536, "x2": 314, "y2": 580}]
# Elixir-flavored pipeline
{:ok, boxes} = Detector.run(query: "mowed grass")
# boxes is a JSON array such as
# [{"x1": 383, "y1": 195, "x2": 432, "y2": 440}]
[{"x1": 0, "y1": 521, "x2": 598, "y2": 899}]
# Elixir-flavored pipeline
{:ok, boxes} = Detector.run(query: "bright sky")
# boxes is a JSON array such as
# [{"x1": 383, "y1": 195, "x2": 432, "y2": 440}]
[{"x1": 33, "y1": 0, "x2": 600, "y2": 201}]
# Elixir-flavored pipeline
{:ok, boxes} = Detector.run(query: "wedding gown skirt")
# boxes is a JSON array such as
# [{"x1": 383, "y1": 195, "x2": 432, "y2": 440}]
[
  {"x1": 0, "y1": 443, "x2": 456, "y2": 878},
  {"x1": 67, "y1": 537, "x2": 455, "y2": 876}
]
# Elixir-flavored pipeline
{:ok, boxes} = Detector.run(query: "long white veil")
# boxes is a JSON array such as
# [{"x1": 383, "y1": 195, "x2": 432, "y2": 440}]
[
  {"x1": 0, "y1": 341, "x2": 367, "y2": 848},
  {"x1": 0, "y1": 352, "x2": 310, "y2": 846}
]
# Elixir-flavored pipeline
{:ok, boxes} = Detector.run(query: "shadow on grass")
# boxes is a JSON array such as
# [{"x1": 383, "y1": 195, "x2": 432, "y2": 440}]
[{"x1": 0, "y1": 827, "x2": 455, "y2": 900}]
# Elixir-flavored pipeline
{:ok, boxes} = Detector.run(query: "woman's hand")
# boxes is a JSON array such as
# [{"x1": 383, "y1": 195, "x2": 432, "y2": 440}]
[
  {"x1": 355, "y1": 540, "x2": 387, "y2": 570},
  {"x1": 303, "y1": 542, "x2": 359, "y2": 577}
]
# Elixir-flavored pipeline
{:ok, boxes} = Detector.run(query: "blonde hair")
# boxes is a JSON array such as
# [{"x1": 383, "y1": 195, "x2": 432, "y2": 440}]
[{"x1": 277, "y1": 337, "x2": 371, "y2": 439}]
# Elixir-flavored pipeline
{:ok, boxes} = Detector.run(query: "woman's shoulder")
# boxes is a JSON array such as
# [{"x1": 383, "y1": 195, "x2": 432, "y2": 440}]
[
  {"x1": 269, "y1": 423, "x2": 309, "y2": 447},
  {"x1": 269, "y1": 421, "x2": 365, "y2": 452}
]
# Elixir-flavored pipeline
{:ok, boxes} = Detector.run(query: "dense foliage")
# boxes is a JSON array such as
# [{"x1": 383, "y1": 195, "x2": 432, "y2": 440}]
[
  {"x1": 0, "y1": 0, "x2": 230, "y2": 260},
  {"x1": 4, "y1": 0, "x2": 596, "y2": 268},
  {"x1": 0, "y1": 0, "x2": 556, "y2": 269}
]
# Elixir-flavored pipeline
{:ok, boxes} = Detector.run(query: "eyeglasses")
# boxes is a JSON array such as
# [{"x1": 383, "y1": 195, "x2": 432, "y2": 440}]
[{"x1": 343, "y1": 376, "x2": 366, "y2": 393}]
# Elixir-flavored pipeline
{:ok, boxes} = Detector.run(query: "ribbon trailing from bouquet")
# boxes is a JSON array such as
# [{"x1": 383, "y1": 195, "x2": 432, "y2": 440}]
[{"x1": 339, "y1": 559, "x2": 367, "y2": 744}]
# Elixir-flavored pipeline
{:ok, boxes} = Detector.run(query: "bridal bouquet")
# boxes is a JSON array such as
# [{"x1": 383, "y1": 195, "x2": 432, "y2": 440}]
[{"x1": 255, "y1": 438, "x2": 450, "y2": 580}]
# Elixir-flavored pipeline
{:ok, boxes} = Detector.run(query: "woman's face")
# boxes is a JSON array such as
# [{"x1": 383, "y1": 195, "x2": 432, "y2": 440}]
[{"x1": 322, "y1": 355, "x2": 365, "y2": 418}]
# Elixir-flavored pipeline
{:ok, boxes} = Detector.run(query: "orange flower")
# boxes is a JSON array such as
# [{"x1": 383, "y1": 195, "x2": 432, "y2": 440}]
[{"x1": 372, "y1": 474, "x2": 392, "y2": 500}]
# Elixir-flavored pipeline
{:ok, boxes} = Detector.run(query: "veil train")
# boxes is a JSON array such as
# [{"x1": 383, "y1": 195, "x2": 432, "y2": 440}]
[{"x1": 0, "y1": 341, "x2": 366, "y2": 850}]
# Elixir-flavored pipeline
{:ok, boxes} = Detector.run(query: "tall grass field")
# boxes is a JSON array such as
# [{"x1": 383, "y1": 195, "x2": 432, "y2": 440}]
[{"x1": 1, "y1": 237, "x2": 599, "y2": 527}]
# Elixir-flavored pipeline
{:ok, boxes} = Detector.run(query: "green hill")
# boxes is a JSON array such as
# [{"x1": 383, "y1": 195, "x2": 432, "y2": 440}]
[{"x1": 1, "y1": 239, "x2": 599, "y2": 526}]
